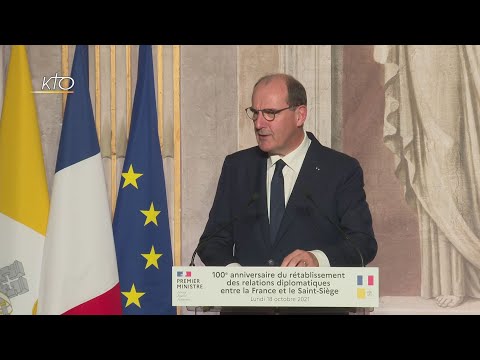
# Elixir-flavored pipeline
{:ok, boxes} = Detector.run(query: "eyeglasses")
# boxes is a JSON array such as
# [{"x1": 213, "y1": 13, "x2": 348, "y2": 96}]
[{"x1": 245, "y1": 105, "x2": 298, "y2": 121}]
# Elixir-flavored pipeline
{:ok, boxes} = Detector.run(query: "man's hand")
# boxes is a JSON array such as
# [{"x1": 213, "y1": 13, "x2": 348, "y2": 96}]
[{"x1": 281, "y1": 250, "x2": 319, "y2": 267}]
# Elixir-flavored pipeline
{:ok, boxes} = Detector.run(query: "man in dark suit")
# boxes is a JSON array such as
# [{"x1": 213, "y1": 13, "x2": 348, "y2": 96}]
[{"x1": 197, "y1": 73, "x2": 377, "y2": 271}]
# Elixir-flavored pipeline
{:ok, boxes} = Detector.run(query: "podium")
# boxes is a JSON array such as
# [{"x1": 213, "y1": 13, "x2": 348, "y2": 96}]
[
  {"x1": 187, "y1": 305, "x2": 373, "y2": 315},
  {"x1": 173, "y1": 266, "x2": 378, "y2": 315}
]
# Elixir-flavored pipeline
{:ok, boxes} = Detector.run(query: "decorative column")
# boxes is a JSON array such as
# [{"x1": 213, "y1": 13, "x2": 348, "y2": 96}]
[{"x1": 279, "y1": 45, "x2": 332, "y2": 147}]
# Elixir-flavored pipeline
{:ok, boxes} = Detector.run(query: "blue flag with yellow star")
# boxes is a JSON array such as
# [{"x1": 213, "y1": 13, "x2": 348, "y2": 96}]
[{"x1": 113, "y1": 45, "x2": 175, "y2": 315}]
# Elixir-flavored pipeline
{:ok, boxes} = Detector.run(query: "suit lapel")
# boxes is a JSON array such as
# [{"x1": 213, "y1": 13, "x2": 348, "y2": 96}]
[{"x1": 251, "y1": 150, "x2": 270, "y2": 250}]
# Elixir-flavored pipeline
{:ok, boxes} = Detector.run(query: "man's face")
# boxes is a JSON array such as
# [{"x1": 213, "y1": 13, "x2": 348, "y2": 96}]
[{"x1": 251, "y1": 78, "x2": 304, "y2": 156}]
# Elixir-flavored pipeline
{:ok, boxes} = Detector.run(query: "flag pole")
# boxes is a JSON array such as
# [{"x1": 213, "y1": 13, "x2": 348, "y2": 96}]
[
  {"x1": 110, "y1": 45, "x2": 117, "y2": 216},
  {"x1": 157, "y1": 45, "x2": 164, "y2": 152},
  {"x1": 61, "y1": 45, "x2": 69, "y2": 113},
  {"x1": 126, "y1": 45, "x2": 132, "y2": 139},
  {"x1": 173, "y1": 45, "x2": 181, "y2": 270},
  {"x1": 95, "y1": 45, "x2": 101, "y2": 143}
]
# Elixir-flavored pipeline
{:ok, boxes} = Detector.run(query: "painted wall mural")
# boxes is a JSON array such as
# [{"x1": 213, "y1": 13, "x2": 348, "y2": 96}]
[{"x1": 375, "y1": 45, "x2": 480, "y2": 308}]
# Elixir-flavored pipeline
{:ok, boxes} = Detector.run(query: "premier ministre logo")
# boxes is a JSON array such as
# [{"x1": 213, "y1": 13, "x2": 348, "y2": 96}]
[{"x1": 177, "y1": 271, "x2": 192, "y2": 277}]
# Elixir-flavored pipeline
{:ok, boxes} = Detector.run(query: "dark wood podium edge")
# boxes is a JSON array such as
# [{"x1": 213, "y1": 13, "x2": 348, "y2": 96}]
[{"x1": 186, "y1": 306, "x2": 374, "y2": 315}]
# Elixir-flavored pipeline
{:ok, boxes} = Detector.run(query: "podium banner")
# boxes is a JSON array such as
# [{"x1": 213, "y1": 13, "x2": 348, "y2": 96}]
[{"x1": 172, "y1": 266, "x2": 378, "y2": 308}]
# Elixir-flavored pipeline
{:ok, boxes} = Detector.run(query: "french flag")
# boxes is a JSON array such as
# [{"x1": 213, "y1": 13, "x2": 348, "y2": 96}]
[{"x1": 37, "y1": 45, "x2": 122, "y2": 315}]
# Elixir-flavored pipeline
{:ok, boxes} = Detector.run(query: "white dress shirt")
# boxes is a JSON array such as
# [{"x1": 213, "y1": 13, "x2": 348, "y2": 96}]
[
  {"x1": 267, "y1": 131, "x2": 330, "y2": 267},
  {"x1": 228, "y1": 131, "x2": 330, "y2": 267}
]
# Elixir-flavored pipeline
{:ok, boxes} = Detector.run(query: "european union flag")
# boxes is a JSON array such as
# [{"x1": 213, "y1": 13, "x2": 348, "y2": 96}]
[{"x1": 113, "y1": 45, "x2": 175, "y2": 315}]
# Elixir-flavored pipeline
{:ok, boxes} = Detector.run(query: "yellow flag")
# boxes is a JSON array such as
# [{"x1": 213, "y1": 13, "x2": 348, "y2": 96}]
[{"x1": 0, "y1": 45, "x2": 49, "y2": 315}]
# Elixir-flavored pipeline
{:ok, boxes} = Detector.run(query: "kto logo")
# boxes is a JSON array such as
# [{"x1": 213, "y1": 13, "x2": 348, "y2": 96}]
[{"x1": 32, "y1": 73, "x2": 74, "y2": 94}]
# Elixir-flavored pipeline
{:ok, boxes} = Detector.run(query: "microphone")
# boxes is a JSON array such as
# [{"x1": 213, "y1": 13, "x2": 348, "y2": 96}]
[
  {"x1": 305, "y1": 192, "x2": 364, "y2": 267},
  {"x1": 189, "y1": 192, "x2": 259, "y2": 266}
]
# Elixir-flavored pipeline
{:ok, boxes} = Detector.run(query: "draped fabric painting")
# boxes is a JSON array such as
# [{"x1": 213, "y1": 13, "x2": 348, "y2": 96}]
[{"x1": 375, "y1": 45, "x2": 480, "y2": 307}]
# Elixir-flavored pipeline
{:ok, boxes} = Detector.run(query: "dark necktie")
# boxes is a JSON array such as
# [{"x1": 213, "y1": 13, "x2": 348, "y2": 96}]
[{"x1": 270, "y1": 159, "x2": 286, "y2": 244}]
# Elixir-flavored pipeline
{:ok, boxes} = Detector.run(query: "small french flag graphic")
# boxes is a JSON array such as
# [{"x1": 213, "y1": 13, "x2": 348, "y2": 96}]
[
  {"x1": 357, "y1": 275, "x2": 374, "y2": 286},
  {"x1": 177, "y1": 271, "x2": 192, "y2": 277}
]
